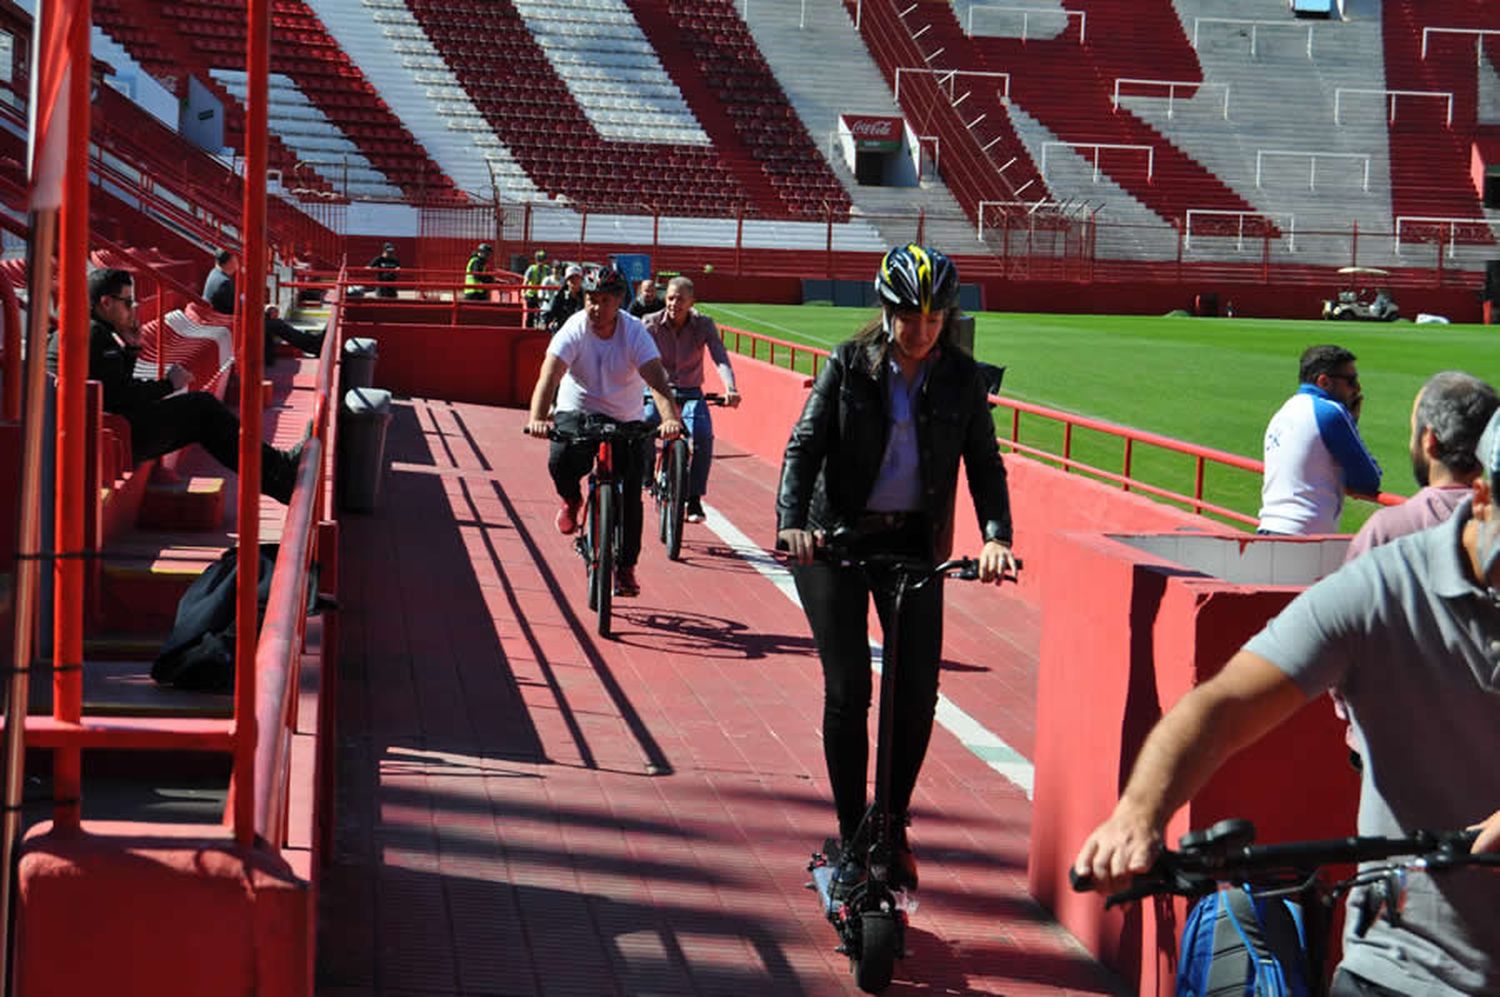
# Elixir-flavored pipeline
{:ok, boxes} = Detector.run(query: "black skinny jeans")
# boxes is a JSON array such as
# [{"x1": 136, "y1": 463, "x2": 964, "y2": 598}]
[
  {"x1": 547, "y1": 410, "x2": 647, "y2": 568},
  {"x1": 791, "y1": 524, "x2": 945, "y2": 842},
  {"x1": 126, "y1": 391, "x2": 293, "y2": 502}
]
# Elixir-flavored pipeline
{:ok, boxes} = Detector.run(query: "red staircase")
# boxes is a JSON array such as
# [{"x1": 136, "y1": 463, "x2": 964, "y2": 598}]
[
  {"x1": 628, "y1": 0, "x2": 850, "y2": 220},
  {"x1": 848, "y1": 0, "x2": 1047, "y2": 224},
  {"x1": 970, "y1": 0, "x2": 1258, "y2": 226},
  {"x1": 1382, "y1": 0, "x2": 1492, "y2": 248}
]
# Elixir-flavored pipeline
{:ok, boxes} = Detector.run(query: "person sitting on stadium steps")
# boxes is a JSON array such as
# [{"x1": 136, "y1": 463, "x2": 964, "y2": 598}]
[
  {"x1": 1074, "y1": 406, "x2": 1500, "y2": 995},
  {"x1": 463, "y1": 242, "x2": 494, "y2": 301},
  {"x1": 777, "y1": 245, "x2": 1016, "y2": 901},
  {"x1": 1257, "y1": 344, "x2": 1381, "y2": 535},
  {"x1": 544, "y1": 264, "x2": 584, "y2": 332},
  {"x1": 203, "y1": 249, "x2": 325, "y2": 363},
  {"x1": 367, "y1": 242, "x2": 401, "y2": 299},
  {"x1": 53, "y1": 268, "x2": 304, "y2": 504},
  {"x1": 627, "y1": 279, "x2": 663, "y2": 319},
  {"x1": 641, "y1": 276, "x2": 740, "y2": 523},
  {"x1": 524, "y1": 267, "x2": 683, "y2": 598}
]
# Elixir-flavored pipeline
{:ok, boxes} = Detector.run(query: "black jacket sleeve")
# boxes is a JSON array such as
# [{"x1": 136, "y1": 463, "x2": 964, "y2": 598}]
[
  {"x1": 959, "y1": 365, "x2": 1012, "y2": 545},
  {"x1": 89, "y1": 324, "x2": 172, "y2": 415},
  {"x1": 776, "y1": 352, "x2": 843, "y2": 532}
]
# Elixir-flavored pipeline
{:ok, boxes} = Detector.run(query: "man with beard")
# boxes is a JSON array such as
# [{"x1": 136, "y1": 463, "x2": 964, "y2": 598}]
[
  {"x1": 1258, "y1": 344, "x2": 1381, "y2": 534},
  {"x1": 1345, "y1": 371, "x2": 1498, "y2": 560}
]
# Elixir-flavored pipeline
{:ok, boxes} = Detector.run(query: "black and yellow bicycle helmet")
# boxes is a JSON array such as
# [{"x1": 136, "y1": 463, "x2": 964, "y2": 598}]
[{"x1": 874, "y1": 244, "x2": 959, "y2": 314}]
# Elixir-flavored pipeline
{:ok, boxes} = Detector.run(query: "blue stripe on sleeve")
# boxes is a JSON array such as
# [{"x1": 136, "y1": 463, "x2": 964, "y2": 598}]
[{"x1": 1313, "y1": 395, "x2": 1382, "y2": 494}]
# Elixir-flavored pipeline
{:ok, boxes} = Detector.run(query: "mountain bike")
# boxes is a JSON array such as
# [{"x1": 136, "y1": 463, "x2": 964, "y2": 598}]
[
  {"x1": 1070, "y1": 817, "x2": 1500, "y2": 995},
  {"x1": 536, "y1": 417, "x2": 659, "y2": 638},
  {"x1": 799, "y1": 545, "x2": 1021, "y2": 993},
  {"x1": 647, "y1": 390, "x2": 726, "y2": 561}
]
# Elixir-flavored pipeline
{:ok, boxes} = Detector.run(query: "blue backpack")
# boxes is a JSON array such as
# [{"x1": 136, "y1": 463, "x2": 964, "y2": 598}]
[{"x1": 1176, "y1": 884, "x2": 1312, "y2": 997}]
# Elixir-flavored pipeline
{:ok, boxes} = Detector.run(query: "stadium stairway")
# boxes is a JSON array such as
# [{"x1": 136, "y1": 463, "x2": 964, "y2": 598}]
[
  {"x1": 1121, "y1": 0, "x2": 1396, "y2": 266},
  {"x1": 650, "y1": 0, "x2": 851, "y2": 219},
  {"x1": 1382, "y1": 0, "x2": 1494, "y2": 253},
  {"x1": 971, "y1": 0, "x2": 1261, "y2": 231},
  {"x1": 739, "y1": 0, "x2": 989, "y2": 252}
]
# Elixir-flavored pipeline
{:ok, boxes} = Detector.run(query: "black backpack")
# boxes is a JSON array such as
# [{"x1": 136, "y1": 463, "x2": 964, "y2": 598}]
[{"x1": 151, "y1": 544, "x2": 319, "y2": 692}]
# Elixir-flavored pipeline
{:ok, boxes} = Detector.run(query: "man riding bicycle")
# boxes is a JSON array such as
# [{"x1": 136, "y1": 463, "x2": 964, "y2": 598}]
[
  {"x1": 642, "y1": 276, "x2": 741, "y2": 523},
  {"x1": 1074, "y1": 407, "x2": 1500, "y2": 995},
  {"x1": 524, "y1": 267, "x2": 683, "y2": 597}
]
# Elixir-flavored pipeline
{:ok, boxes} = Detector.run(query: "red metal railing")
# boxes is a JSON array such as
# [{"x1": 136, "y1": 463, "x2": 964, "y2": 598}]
[
  {"x1": 250, "y1": 266, "x2": 342, "y2": 848},
  {"x1": 718, "y1": 324, "x2": 1402, "y2": 524}
]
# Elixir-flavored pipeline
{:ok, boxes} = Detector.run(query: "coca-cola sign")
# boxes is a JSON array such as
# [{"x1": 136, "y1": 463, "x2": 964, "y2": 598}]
[{"x1": 842, "y1": 115, "x2": 903, "y2": 143}]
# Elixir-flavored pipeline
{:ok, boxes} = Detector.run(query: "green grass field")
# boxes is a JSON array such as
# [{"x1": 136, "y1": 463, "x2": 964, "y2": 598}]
[{"x1": 699, "y1": 303, "x2": 1500, "y2": 530}]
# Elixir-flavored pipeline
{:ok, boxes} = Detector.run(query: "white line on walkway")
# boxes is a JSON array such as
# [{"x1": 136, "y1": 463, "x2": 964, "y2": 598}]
[{"x1": 701, "y1": 504, "x2": 1036, "y2": 799}]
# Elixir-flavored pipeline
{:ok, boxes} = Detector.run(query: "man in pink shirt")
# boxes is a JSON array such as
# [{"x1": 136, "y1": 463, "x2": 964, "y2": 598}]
[{"x1": 1344, "y1": 370, "x2": 1499, "y2": 561}]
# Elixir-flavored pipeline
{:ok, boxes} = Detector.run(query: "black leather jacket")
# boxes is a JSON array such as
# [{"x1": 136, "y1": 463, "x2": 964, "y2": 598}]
[{"x1": 776, "y1": 337, "x2": 1011, "y2": 561}]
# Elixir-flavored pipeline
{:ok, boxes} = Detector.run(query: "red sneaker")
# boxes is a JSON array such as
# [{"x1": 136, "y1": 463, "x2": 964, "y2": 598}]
[
  {"x1": 614, "y1": 565, "x2": 640, "y2": 597},
  {"x1": 555, "y1": 498, "x2": 582, "y2": 535}
]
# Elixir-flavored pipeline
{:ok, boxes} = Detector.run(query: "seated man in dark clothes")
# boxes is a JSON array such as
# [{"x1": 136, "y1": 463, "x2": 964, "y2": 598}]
[
  {"x1": 54, "y1": 267, "x2": 304, "y2": 503},
  {"x1": 203, "y1": 249, "x2": 324, "y2": 363}
]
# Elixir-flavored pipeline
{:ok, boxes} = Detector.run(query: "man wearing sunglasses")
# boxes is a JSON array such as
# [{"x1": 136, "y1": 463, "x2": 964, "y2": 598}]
[
  {"x1": 1258, "y1": 343, "x2": 1382, "y2": 535},
  {"x1": 49, "y1": 267, "x2": 304, "y2": 504}
]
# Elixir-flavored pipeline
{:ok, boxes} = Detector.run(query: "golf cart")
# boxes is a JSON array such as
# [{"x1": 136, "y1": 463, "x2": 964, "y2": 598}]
[{"x1": 1322, "y1": 266, "x2": 1400, "y2": 321}]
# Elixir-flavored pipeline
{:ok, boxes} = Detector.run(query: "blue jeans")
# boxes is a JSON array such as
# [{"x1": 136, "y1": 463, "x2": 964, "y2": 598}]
[{"x1": 643, "y1": 388, "x2": 714, "y2": 499}]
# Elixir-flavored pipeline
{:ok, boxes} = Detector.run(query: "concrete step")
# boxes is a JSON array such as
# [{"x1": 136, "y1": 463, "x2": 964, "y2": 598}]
[
  {"x1": 95, "y1": 540, "x2": 227, "y2": 635},
  {"x1": 137, "y1": 476, "x2": 227, "y2": 533}
]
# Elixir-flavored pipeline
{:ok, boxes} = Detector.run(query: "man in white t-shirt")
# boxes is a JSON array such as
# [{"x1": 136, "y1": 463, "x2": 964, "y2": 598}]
[{"x1": 524, "y1": 267, "x2": 684, "y2": 597}]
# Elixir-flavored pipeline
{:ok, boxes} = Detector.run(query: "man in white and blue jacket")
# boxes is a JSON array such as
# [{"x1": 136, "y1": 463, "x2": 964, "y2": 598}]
[{"x1": 1258, "y1": 344, "x2": 1382, "y2": 534}]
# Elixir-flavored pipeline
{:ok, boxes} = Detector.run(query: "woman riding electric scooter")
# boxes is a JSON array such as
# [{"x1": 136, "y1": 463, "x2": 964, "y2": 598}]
[{"x1": 776, "y1": 244, "x2": 1018, "y2": 900}]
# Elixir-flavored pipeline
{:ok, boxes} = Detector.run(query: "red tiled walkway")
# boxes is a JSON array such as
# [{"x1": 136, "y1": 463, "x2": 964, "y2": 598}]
[{"x1": 317, "y1": 396, "x2": 1122, "y2": 996}]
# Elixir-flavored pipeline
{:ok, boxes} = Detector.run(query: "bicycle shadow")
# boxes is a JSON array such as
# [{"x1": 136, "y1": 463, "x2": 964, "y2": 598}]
[{"x1": 609, "y1": 607, "x2": 817, "y2": 660}]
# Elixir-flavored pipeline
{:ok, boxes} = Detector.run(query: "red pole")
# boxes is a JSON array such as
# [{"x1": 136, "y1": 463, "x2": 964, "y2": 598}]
[
  {"x1": 232, "y1": 0, "x2": 269, "y2": 849},
  {"x1": 1350, "y1": 219, "x2": 1359, "y2": 268},
  {"x1": 0, "y1": 264, "x2": 18, "y2": 423},
  {"x1": 51, "y1": 0, "x2": 92, "y2": 833}
]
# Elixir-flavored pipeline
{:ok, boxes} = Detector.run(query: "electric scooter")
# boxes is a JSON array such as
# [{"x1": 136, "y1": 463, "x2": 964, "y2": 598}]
[{"x1": 801, "y1": 547, "x2": 1020, "y2": 993}]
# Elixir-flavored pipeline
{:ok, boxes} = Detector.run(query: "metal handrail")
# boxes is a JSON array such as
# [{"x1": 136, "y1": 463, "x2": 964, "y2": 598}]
[
  {"x1": 249, "y1": 266, "x2": 342, "y2": 846},
  {"x1": 718, "y1": 324, "x2": 1402, "y2": 521}
]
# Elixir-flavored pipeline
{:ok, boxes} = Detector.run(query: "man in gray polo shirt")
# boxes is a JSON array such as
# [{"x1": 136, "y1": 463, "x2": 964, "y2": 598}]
[{"x1": 1073, "y1": 411, "x2": 1500, "y2": 995}]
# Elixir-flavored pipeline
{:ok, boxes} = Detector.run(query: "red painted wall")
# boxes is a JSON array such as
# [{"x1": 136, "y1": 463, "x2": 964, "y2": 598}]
[
  {"x1": 1027, "y1": 532, "x2": 1359, "y2": 995},
  {"x1": 16, "y1": 823, "x2": 312, "y2": 995},
  {"x1": 343, "y1": 321, "x2": 550, "y2": 407}
]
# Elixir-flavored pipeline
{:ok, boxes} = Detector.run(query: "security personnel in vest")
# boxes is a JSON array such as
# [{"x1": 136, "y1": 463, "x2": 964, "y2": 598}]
[
  {"x1": 523, "y1": 249, "x2": 550, "y2": 325},
  {"x1": 464, "y1": 242, "x2": 494, "y2": 300}
]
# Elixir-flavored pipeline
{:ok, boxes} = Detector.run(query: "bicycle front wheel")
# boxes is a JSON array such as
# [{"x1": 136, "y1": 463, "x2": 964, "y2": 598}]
[
  {"x1": 595, "y1": 483, "x2": 615, "y2": 637},
  {"x1": 663, "y1": 438, "x2": 689, "y2": 561},
  {"x1": 585, "y1": 489, "x2": 603, "y2": 612}
]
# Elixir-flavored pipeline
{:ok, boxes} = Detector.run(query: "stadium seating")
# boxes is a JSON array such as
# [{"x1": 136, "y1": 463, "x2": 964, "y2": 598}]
[
  {"x1": 1381, "y1": 0, "x2": 1493, "y2": 248},
  {"x1": 101, "y1": 0, "x2": 459, "y2": 204},
  {"x1": 963, "y1": 0, "x2": 1260, "y2": 227}
]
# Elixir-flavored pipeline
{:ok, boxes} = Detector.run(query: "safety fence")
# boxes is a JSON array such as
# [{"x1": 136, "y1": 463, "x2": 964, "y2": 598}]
[{"x1": 717, "y1": 324, "x2": 1402, "y2": 524}]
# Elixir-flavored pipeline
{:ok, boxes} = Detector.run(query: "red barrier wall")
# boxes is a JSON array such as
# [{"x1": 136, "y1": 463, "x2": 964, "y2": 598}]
[
  {"x1": 1027, "y1": 531, "x2": 1360, "y2": 995},
  {"x1": 709, "y1": 360, "x2": 1208, "y2": 604},
  {"x1": 16, "y1": 823, "x2": 311, "y2": 995},
  {"x1": 344, "y1": 322, "x2": 549, "y2": 407}
]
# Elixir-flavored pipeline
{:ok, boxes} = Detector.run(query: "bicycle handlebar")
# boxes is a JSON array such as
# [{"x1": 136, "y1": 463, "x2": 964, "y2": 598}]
[
  {"x1": 522, "y1": 420, "x2": 662, "y2": 444},
  {"x1": 1069, "y1": 818, "x2": 1494, "y2": 908}
]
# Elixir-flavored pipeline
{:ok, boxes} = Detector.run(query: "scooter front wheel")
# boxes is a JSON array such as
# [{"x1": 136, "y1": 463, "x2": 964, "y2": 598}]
[{"x1": 854, "y1": 910, "x2": 899, "y2": 993}]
